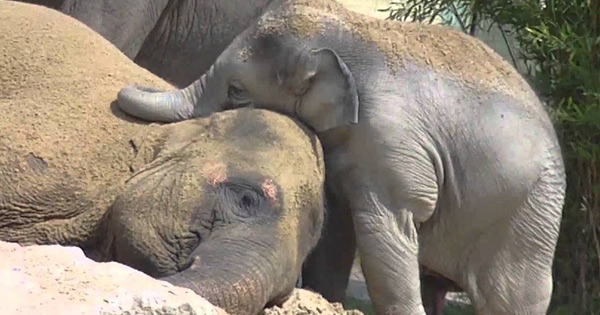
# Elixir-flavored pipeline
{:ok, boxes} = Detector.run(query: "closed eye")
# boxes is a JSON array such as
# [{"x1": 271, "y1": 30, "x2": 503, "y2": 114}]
[
  {"x1": 215, "y1": 181, "x2": 266, "y2": 220},
  {"x1": 228, "y1": 83, "x2": 244, "y2": 96},
  {"x1": 227, "y1": 81, "x2": 251, "y2": 106},
  {"x1": 237, "y1": 188, "x2": 261, "y2": 209}
]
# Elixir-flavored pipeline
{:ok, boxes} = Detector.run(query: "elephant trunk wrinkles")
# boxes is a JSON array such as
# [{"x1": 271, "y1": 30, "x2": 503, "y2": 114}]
[
  {"x1": 117, "y1": 65, "x2": 220, "y2": 122},
  {"x1": 161, "y1": 236, "x2": 283, "y2": 315}
]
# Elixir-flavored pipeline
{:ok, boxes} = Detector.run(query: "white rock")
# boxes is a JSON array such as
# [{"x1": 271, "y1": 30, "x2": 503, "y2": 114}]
[{"x1": 0, "y1": 241, "x2": 228, "y2": 315}]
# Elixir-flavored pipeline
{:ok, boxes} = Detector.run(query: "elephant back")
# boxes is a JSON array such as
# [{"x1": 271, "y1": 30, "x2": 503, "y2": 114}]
[
  {"x1": 262, "y1": 0, "x2": 541, "y2": 108},
  {"x1": 0, "y1": 1, "x2": 173, "y2": 246}
]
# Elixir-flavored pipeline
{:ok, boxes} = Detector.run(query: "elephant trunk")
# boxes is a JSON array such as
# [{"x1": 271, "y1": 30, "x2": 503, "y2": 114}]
[
  {"x1": 160, "y1": 235, "x2": 290, "y2": 315},
  {"x1": 117, "y1": 65, "x2": 220, "y2": 122}
]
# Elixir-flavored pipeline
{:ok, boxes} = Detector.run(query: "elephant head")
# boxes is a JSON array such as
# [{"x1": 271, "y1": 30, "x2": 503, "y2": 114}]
[
  {"x1": 102, "y1": 108, "x2": 326, "y2": 315},
  {"x1": 116, "y1": 0, "x2": 359, "y2": 133}
]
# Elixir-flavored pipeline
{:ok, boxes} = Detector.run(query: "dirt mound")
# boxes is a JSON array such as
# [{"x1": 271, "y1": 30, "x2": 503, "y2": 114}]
[{"x1": 262, "y1": 290, "x2": 364, "y2": 315}]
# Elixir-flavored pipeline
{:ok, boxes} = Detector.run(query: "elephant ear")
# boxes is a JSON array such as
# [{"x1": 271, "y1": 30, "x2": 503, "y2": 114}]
[{"x1": 277, "y1": 47, "x2": 359, "y2": 132}]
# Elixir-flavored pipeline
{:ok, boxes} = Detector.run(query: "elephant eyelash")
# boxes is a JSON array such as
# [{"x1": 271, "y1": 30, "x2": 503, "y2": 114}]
[
  {"x1": 227, "y1": 82, "x2": 249, "y2": 102},
  {"x1": 214, "y1": 181, "x2": 267, "y2": 220},
  {"x1": 228, "y1": 83, "x2": 244, "y2": 96}
]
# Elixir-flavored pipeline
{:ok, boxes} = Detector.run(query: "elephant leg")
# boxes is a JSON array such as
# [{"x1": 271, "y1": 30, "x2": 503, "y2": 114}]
[
  {"x1": 61, "y1": 0, "x2": 170, "y2": 59},
  {"x1": 461, "y1": 173, "x2": 563, "y2": 315},
  {"x1": 19, "y1": 0, "x2": 65, "y2": 10},
  {"x1": 351, "y1": 189, "x2": 427, "y2": 315},
  {"x1": 464, "y1": 240, "x2": 555, "y2": 315},
  {"x1": 302, "y1": 185, "x2": 356, "y2": 303},
  {"x1": 421, "y1": 266, "x2": 464, "y2": 315}
]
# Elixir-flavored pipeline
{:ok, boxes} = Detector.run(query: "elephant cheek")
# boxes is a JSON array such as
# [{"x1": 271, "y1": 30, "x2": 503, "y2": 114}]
[
  {"x1": 109, "y1": 227, "x2": 191, "y2": 278},
  {"x1": 111, "y1": 236, "x2": 166, "y2": 277}
]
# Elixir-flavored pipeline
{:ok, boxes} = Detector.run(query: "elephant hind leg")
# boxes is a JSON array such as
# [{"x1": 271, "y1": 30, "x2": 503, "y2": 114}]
[
  {"x1": 421, "y1": 267, "x2": 463, "y2": 315},
  {"x1": 421, "y1": 275, "x2": 450, "y2": 315},
  {"x1": 463, "y1": 165, "x2": 565, "y2": 315},
  {"x1": 465, "y1": 248, "x2": 554, "y2": 315}
]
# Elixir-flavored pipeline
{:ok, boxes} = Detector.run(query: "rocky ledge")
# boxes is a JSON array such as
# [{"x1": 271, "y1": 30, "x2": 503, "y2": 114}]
[{"x1": 0, "y1": 241, "x2": 362, "y2": 315}]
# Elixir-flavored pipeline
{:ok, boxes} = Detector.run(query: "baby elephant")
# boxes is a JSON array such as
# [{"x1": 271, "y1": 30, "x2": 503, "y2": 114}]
[
  {"x1": 118, "y1": 0, "x2": 567, "y2": 314},
  {"x1": 0, "y1": 3, "x2": 325, "y2": 315}
]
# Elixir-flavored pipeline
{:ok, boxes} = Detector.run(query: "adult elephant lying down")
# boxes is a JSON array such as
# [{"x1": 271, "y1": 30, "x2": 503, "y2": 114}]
[{"x1": 0, "y1": 2, "x2": 326, "y2": 315}]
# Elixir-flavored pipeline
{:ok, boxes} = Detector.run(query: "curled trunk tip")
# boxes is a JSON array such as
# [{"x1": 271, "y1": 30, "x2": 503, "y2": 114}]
[{"x1": 117, "y1": 85, "x2": 194, "y2": 123}]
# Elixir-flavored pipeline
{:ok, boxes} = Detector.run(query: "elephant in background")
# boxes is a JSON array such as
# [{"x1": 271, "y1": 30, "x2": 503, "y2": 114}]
[
  {"x1": 15, "y1": 0, "x2": 279, "y2": 87},
  {"x1": 0, "y1": 3, "x2": 326, "y2": 314},
  {"x1": 117, "y1": 0, "x2": 567, "y2": 314}
]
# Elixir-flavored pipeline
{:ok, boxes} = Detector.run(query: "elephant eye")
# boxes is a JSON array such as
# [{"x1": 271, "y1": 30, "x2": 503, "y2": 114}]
[
  {"x1": 228, "y1": 83, "x2": 243, "y2": 95},
  {"x1": 238, "y1": 189, "x2": 260, "y2": 209},
  {"x1": 220, "y1": 182, "x2": 264, "y2": 218},
  {"x1": 227, "y1": 81, "x2": 250, "y2": 105}
]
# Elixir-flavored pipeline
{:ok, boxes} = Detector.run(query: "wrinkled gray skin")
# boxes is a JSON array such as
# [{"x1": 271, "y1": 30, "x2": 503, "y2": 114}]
[
  {"x1": 102, "y1": 109, "x2": 327, "y2": 315},
  {"x1": 17, "y1": 0, "x2": 277, "y2": 87},
  {"x1": 116, "y1": 1, "x2": 567, "y2": 314}
]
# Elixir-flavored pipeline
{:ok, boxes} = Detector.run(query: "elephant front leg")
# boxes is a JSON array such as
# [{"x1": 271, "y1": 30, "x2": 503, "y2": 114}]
[
  {"x1": 352, "y1": 190, "x2": 426, "y2": 315},
  {"x1": 302, "y1": 186, "x2": 356, "y2": 303}
]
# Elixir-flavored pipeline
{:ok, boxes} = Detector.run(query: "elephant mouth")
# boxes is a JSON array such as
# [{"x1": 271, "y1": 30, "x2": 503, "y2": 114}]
[{"x1": 158, "y1": 233, "x2": 289, "y2": 315}]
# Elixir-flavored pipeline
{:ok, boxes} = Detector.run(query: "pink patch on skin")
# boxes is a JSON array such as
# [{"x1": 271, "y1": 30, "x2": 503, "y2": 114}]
[
  {"x1": 203, "y1": 162, "x2": 227, "y2": 186},
  {"x1": 261, "y1": 178, "x2": 278, "y2": 201}
]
